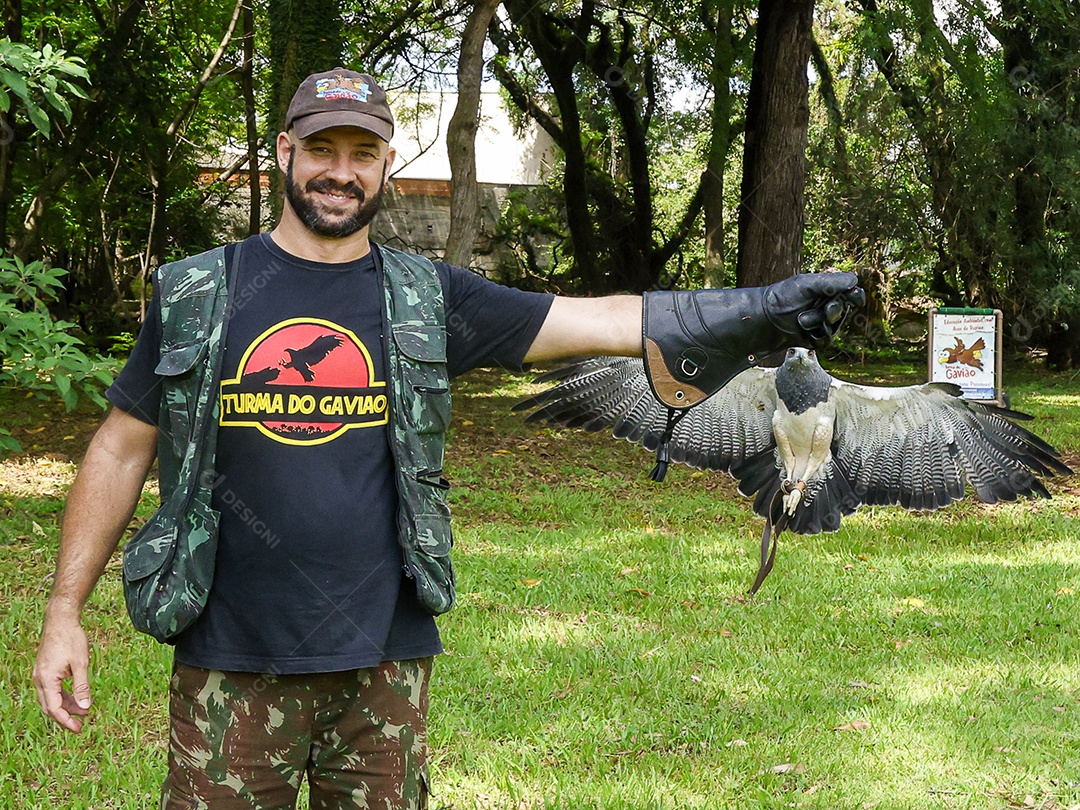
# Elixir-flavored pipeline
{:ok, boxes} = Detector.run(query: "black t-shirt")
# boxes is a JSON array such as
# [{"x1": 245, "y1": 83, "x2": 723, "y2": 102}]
[{"x1": 108, "y1": 234, "x2": 553, "y2": 673}]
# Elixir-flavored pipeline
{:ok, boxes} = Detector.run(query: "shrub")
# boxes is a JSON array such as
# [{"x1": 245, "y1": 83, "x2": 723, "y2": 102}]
[{"x1": 0, "y1": 255, "x2": 118, "y2": 453}]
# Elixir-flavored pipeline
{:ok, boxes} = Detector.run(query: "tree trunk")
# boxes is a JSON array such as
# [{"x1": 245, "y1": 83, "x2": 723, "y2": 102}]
[
  {"x1": 703, "y1": 1, "x2": 735, "y2": 288},
  {"x1": 735, "y1": 0, "x2": 815, "y2": 288},
  {"x1": 504, "y1": 0, "x2": 601, "y2": 290},
  {"x1": 585, "y1": 19, "x2": 654, "y2": 291},
  {"x1": 268, "y1": 0, "x2": 345, "y2": 213},
  {"x1": 443, "y1": 0, "x2": 500, "y2": 268},
  {"x1": 0, "y1": 0, "x2": 20, "y2": 251},
  {"x1": 241, "y1": 0, "x2": 261, "y2": 235}
]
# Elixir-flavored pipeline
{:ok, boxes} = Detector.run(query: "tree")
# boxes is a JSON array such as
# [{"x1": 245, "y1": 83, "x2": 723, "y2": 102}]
[
  {"x1": 0, "y1": 46, "x2": 115, "y2": 453},
  {"x1": 443, "y1": 0, "x2": 501, "y2": 268},
  {"x1": 803, "y1": 0, "x2": 1080, "y2": 362},
  {"x1": 492, "y1": 0, "x2": 709, "y2": 293},
  {"x1": 735, "y1": 0, "x2": 816, "y2": 288},
  {"x1": 267, "y1": 0, "x2": 345, "y2": 211}
]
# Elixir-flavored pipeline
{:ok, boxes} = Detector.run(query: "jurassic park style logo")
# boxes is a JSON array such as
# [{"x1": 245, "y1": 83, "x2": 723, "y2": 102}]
[{"x1": 219, "y1": 318, "x2": 387, "y2": 445}]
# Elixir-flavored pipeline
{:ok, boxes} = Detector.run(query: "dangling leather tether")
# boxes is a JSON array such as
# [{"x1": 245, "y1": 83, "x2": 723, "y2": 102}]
[
  {"x1": 748, "y1": 487, "x2": 789, "y2": 595},
  {"x1": 649, "y1": 407, "x2": 687, "y2": 482}
]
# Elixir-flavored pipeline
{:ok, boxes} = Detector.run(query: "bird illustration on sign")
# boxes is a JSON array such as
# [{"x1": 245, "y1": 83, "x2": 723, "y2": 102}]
[{"x1": 939, "y1": 336, "x2": 985, "y2": 369}]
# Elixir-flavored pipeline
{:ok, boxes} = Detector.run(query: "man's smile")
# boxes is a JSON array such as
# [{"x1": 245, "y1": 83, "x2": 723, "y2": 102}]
[{"x1": 315, "y1": 189, "x2": 356, "y2": 207}]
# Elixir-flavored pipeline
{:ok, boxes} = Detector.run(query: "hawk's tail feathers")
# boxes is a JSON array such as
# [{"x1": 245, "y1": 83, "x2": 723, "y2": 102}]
[{"x1": 733, "y1": 450, "x2": 856, "y2": 535}]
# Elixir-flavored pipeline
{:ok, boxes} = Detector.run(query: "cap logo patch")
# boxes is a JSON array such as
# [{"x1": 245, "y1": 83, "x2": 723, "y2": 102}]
[{"x1": 315, "y1": 75, "x2": 371, "y2": 102}]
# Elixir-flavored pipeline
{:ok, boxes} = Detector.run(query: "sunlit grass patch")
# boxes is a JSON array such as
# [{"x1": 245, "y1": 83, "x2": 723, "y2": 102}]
[{"x1": 3, "y1": 357, "x2": 1079, "y2": 809}]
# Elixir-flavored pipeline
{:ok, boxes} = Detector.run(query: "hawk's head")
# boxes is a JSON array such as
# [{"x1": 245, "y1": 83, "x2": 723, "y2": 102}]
[{"x1": 775, "y1": 347, "x2": 832, "y2": 414}]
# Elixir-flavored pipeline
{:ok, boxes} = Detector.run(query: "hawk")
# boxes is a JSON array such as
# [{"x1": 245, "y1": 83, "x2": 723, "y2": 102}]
[
  {"x1": 515, "y1": 348, "x2": 1071, "y2": 593},
  {"x1": 280, "y1": 334, "x2": 344, "y2": 382}
]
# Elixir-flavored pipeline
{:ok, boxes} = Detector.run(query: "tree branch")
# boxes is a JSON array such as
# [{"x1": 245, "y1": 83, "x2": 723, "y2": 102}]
[{"x1": 166, "y1": 0, "x2": 244, "y2": 147}]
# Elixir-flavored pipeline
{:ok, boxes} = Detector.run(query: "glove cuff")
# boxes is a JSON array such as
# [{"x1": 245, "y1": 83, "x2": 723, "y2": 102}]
[{"x1": 642, "y1": 288, "x2": 772, "y2": 409}]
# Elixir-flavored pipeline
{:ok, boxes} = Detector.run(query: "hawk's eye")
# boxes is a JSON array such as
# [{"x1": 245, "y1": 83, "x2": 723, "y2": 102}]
[{"x1": 808, "y1": 349, "x2": 816, "y2": 358}]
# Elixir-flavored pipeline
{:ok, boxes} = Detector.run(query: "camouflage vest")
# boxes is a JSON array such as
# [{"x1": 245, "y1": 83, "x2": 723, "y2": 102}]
[{"x1": 122, "y1": 243, "x2": 453, "y2": 643}]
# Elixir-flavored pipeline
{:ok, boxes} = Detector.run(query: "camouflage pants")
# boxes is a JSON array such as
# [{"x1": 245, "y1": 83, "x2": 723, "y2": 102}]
[{"x1": 160, "y1": 658, "x2": 431, "y2": 810}]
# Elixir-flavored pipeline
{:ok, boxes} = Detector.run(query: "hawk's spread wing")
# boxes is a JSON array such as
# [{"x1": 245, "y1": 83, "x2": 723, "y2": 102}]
[
  {"x1": 294, "y1": 334, "x2": 344, "y2": 365},
  {"x1": 828, "y1": 380, "x2": 1069, "y2": 511},
  {"x1": 515, "y1": 357, "x2": 1070, "y2": 536},
  {"x1": 514, "y1": 357, "x2": 778, "y2": 472}
]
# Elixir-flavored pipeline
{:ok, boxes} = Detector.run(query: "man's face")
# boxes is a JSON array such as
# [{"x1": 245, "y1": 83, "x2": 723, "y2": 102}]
[{"x1": 282, "y1": 127, "x2": 393, "y2": 239}]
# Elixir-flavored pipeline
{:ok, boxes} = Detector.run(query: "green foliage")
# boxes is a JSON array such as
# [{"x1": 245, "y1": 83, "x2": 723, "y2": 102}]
[
  {"x1": 0, "y1": 255, "x2": 118, "y2": 453},
  {"x1": 0, "y1": 38, "x2": 90, "y2": 138},
  {"x1": 804, "y1": 0, "x2": 1080, "y2": 357}
]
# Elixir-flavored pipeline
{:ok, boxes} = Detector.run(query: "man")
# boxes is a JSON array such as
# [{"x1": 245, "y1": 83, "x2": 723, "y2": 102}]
[{"x1": 33, "y1": 68, "x2": 860, "y2": 808}]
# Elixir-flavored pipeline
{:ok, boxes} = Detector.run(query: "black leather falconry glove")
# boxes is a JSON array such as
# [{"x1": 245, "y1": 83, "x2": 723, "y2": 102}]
[
  {"x1": 642, "y1": 272, "x2": 864, "y2": 480},
  {"x1": 643, "y1": 272, "x2": 864, "y2": 408}
]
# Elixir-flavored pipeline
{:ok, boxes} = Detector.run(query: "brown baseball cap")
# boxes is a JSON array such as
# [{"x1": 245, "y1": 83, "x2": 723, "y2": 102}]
[{"x1": 285, "y1": 68, "x2": 394, "y2": 141}]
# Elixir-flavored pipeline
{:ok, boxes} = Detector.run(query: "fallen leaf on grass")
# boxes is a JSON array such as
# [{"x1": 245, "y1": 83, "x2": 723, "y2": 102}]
[
  {"x1": 24, "y1": 426, "x2": 45, "y2": 434},
  {"x1": 835, "y1": 720, "x2": 871, "y2": 732},
  {"x1": 626, "y1": 588, "x2": 651, "y2": 597},
  {"x1": 520, "y1": 578, "x2": 542, "y2": 588},
  {"x1": 902, "y1": 597, "x2": 925, "y2": 607},
  {"x1": 726, "y1": 739, "x2": 748, "y2": 747},
  {"x1": 1057, "y1": 587, "x2": 1075, "y2": 595},
  {"x1": 771, "y1": 763, "x2": 806, "y2": 775},
  {"x1": 619, "y1": 567, "x2": 638, "y2": 576}
]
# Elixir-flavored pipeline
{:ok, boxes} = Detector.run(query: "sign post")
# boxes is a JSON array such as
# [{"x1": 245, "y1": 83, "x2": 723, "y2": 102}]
[{"x1": 928, "y1": 308, "x2": 1004, "y2": 405}]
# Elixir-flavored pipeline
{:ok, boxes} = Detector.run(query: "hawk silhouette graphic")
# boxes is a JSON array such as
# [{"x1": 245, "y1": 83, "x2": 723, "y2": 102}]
[
  {"x1": 241, "y1": 366, "x2": 282, "y2": 385},
  {"x1": 279, "y1": 334, "x2": 344, "y2": 382}
]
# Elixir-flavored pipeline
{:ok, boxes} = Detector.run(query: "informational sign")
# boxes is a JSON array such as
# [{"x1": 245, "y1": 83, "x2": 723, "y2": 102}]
[{"x1": 928, "y1": 308, "x2": 1003, "y2": 404}]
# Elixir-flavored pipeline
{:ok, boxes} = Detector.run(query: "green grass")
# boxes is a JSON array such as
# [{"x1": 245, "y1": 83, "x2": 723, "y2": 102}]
[{"x1": 3, "y1": 356, "x2": 1080, "y2": 809}]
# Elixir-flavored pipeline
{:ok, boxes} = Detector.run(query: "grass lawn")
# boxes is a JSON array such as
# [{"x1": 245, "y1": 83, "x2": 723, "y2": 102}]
[{"x1": 2, "y1": 355, "x2": 1079, "y2": 809}]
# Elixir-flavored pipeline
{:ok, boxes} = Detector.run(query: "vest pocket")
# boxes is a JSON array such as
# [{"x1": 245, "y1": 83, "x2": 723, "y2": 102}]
[
  {"x1": 392, "y1": 324, "x2": 451, "y2": 434},
  {"x1": 405, "y1": 512, "x2": 455, "y2": 615},
  {"x1": 122, "y1": 496, "x2": 221, "y2": 641},
  {"x1": 156, "y1": 340, "x2": 212, "y2": 447},
  {"x1": 155, "y1": 340, "x2": 209, "y2": 376},
  {"x1": 414, "y1": 512, "x2": 452, "y2": 557}
]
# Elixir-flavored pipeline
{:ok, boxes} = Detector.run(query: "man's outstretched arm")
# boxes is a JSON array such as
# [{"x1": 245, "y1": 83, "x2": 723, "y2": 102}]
[
  {"x1": 524, "y1": 295, "x2": 643, "y2": 363},
  {"x1": 33, "y1": 407, "x2": 158, "y2": 733}
]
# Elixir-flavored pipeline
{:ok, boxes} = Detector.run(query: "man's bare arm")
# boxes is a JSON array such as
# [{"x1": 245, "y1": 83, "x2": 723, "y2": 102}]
[
  {"x1": 33, "y1": 407, "x2": 158, "y2": 733},
  {"x1": 524, "y1": 295, "x2": 643, "y2": 363}
]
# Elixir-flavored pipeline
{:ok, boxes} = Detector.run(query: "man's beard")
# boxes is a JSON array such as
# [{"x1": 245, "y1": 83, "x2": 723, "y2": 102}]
[{"x1": 284, "y1": 152, "x2": 385, "y2": 238}]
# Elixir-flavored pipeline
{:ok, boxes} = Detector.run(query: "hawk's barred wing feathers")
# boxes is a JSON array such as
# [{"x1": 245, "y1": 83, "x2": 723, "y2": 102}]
[{"x1": 515, "y1": 357, "x2": 1070, "y2": 538}]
